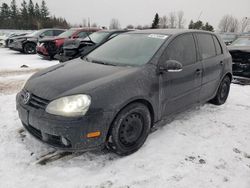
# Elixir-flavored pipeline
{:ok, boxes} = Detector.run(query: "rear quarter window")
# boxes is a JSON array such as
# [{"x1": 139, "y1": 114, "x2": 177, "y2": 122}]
[
  {"x1": 213, "y1": 35, "x2": 223, "y2": 55},
  {"x1": 197, "y1": 33, "x2": 216, "y2": 59}
]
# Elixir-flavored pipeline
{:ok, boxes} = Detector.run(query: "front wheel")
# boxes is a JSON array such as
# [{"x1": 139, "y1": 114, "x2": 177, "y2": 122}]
[
  {"x1": 107, "y1": 103, "x2": 151, "y2": 156},
  {"x1": 23, "y1": 43, "x2": 36, "y2": 54},
  {"x1": 210, "y1": 76, "x2": 231, "y2": 105}
]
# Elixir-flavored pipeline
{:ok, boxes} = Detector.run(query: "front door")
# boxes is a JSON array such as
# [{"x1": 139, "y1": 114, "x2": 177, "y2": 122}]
[{"x1": 159, "y1": 33, "x2": 202, "y2": 118}]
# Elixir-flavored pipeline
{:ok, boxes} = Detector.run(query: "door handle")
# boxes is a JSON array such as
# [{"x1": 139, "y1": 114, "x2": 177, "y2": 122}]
[
  {"x1": 196, "y1": 69, "x2": 202, "y2": 75},
  {"x1": 220, "y1": 61, "x2": 224, "y2": 66}
]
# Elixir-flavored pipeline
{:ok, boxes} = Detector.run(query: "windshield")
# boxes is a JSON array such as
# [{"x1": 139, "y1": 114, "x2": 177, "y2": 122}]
[
  {"x1": 83, "y1": 32, "x2": 110, "y2": 44},
  {"x1": 58, "y1": 29, "x2": 77, "y2": 38},
  {"x1": 85, "y1": 33, "x2": 168, "y2": 66},
  {"x1": 231, "y1": 38, "x2": 250, "y2": 46}
]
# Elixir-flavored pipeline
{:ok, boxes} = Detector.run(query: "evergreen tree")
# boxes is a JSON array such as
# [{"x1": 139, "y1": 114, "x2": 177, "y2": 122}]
[
  {"x1": 28, "y1": 0, "x2": 34, "y2": 16},
  {"x1": 10, "y1": 0, "x2": 19, "y2": 28},
  {"x1": 152, "y1": 13, "x2": 160, "y2": 29},
  {"x1": 188, "y1": 20, "x2": 214, "y2": 31},
  {"x1": 20, "y1": 0, "x2": 28, "y2": 29},
  {"x1": 0, "y1": 0, "x2": 69, "y2": 29},
  {"x1": 40, "y1": 0, "x2": 49, "y2": 19},
  {"x1": 188, "y1": 20, "x2": 194, "y2": 29},
  {"x1": 202, "y1": 22, "x2": 214, "y2": 31},
  {"x1": 34, "y1": 3, "x2": 40, "y2": 18},
  {"x1": 0, "y1": 3, "x2": 11, "y2": 28}
]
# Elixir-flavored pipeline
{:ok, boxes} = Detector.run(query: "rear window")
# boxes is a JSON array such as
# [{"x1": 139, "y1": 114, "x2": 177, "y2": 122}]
[{"x1": 197, "y1": 34, "x2": 216, "y2": 59}]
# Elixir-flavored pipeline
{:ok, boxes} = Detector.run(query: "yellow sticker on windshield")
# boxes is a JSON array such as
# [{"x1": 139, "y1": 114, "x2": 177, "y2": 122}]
[{"x1": 148, "y1": 34, "x2": 168, "y2": 39}]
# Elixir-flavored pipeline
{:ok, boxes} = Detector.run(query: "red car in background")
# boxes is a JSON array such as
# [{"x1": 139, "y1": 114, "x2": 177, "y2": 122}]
[{"x1": 36, "y1": 27, "x2": 100, "y2": 59}]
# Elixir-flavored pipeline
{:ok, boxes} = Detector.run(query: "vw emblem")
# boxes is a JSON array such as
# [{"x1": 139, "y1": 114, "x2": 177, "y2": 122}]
[{"x1": 23, "y1": 92, "x2": 31, "y2": 104}]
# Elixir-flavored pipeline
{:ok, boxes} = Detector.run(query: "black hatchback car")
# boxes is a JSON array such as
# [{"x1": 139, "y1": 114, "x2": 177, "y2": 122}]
[{"x1": 16, "y1": 29, "x2": 232, "y2": 156}]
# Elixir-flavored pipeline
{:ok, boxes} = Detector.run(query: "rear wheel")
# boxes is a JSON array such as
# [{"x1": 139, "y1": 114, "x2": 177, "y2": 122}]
[
  {"x1": 210, "y1": 76, "x2": 231, "y2": 105},
  {"x1": 107, "y1": 103, "x2": 151, "y2": 156},
  {"x1": 23, "y1": 43, "x2": 36, "y2": 54}
]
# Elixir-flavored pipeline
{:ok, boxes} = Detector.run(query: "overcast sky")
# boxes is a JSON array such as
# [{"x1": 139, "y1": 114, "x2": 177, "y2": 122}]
[{"x1": 2, "y1": 0, "x2": 250, "y2": 29}]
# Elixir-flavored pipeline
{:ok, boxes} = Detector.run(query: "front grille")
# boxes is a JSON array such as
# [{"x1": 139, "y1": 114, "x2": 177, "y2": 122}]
[
  {"x1": 29, "y1": 94, "x2": 49, "y2": 109},
  {"x1": 20, "y1": 90, "x2": 49, "y2": 109}
]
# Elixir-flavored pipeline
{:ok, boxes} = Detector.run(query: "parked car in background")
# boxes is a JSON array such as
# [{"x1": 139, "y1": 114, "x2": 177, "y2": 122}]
[
  {"x1": 36, "y1": 28, "x2": 100, "y2": 59},
  {"x1": 0, "y1": 33, "x2": 15, "y2": 47},
  {"x1": 9, "y1": 28, "x2": 65, "y2": 54},
  {"x1": 17, "y1": 29, "x2": 232, "y2": 156},
  {"x1": 5, "y1": 32, "x2": 31, "y2": 48},
  {"x1": 57, "y1": 29, "x2": 131, "y2": 62},
  {"x1": 228, "y1": 36, "x2": 250, "y2": 84},
  {"x1": 218, "y1": 32, "x2": 239, "y2": 45}
]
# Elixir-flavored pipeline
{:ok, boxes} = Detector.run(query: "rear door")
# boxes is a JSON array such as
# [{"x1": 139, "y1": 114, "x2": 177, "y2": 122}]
[
  {"x1": 195, "y1": 33, "x2": 224, "y2": 101},
  {"x1": 159, "y1": 33, "x2": 202, "y2": 117}
]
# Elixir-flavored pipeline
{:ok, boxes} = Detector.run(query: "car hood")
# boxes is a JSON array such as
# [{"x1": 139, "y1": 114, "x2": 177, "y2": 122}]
[
  {"x1": 25, "y1": 59, "x2": 136, "y2": 100},
  {"x1": 228, "y1": 46, "x2": 250, "y2": 53}
]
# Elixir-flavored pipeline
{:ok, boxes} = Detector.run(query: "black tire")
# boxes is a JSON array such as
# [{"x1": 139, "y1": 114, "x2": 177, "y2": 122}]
[
  {"x1": 23, "y1": 43, "x2": 36, "y2": 54},
  {"x1": 107, "y1": 103, "x2": 151, "y2": 156},
  {"x1": 210, "y1": 76, "x2": 231, "y2": 105}
]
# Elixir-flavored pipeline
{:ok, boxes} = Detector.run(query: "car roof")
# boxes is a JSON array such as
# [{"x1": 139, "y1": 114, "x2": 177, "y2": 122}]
[
  {"x1": 97, "y1": 29, "x2": 131, "y2": 34},
  {"x1": 129, "y1": 29, "x2": 214, "y2": 36}
]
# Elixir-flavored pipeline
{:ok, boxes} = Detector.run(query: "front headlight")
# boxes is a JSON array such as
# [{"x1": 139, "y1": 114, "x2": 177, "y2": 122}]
[{"x1": 45, "y1": 94, "x2": 91, "y2": 117}]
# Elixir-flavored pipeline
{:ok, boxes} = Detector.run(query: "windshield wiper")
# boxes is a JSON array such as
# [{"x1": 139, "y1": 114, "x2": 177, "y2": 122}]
[{"x1": 91, "y1": 59, "x2": 117, "y2": 66}]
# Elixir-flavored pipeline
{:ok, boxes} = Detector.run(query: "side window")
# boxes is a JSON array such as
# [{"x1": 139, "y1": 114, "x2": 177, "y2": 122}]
[
  {"x1": 197, "y1": 34, "x2": 216, "y2": 59},
  {"x1": 77, "y1": 31, "x2": 88, "y2": 38},
  {"x1": 41, "y1": 30, "x2": 53, "y2": 37},
  {"x1": 213, "y1": 35, "x2": 223, "y2": 55},
  {"x1": 165, "y1": 34, "x2": 196, "y2": 66},
  {"x1": 54, "y1": 30, "x2": 64, "y2": 36}
]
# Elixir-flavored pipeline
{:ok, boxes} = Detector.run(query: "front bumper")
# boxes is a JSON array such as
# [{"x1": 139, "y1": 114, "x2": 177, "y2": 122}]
[
  {"x1": 232, "y1": 63, "x2": 250, "y2": 78},
  {"x1": 9, "y1": 41, "x2": 23, "y2": 51},
  {"x1": 16, "y1": 92, "x2": 114, "y2": 151},
  {"x1": 36, "y1": 44, "x2": 50, "y2": 58}
]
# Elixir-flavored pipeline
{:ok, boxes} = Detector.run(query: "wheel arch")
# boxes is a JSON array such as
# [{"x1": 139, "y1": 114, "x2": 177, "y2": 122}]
[{"x1": 106, "y1": 98, "x2": 156, "y2": 142}]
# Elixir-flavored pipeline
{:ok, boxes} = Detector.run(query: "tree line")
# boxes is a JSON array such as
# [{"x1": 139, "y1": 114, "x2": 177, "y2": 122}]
[
  {"x1": 218, "y1": 15, "x2": 250, "y2": 33},
  {"x1": 0, "y1": 0, "x2": 69, "y2": 30}
]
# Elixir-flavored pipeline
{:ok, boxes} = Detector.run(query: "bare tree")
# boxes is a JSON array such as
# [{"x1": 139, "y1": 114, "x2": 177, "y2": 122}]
[
  {"x1": 135, "y1": 25, "x2": 142, "y2": 30},
  {"x1": 159, "y1": 15, "x2": 168, "y2": 28},
  {"x1": 91, "y1": 23, "x2": 98, "y2": 27},
  {"x1": 126, "y1": 24, "x2": 134, "y2": 29},
  {"x1": 169, "y1": 12, "x2": 177, "y2": 28},
  {"x1": 240, "y1": 17, "x2": 250, "y2": 32},
  {"x1": 218, "y1": 15, "x2": 235, "y2": 32},
  {"x1": 229, "y1": 17, "x2": 239, "y2": 32},
  {"x1": 177, "y1": 11, "x2": 185, "y2": 29},
  {"x1": 82, "y1": 19, "x2": 87, "y2": 27},
  {"x1": 109, "y1": 18, "x2": 120, "y2": 29}
]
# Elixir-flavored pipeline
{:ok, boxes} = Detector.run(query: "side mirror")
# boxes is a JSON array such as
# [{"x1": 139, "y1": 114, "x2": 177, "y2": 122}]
[
  {"x1": 39, "y1": 35, "x2": 44, "y2": 39},
  {"x1": 159, "y1": 60, "x2": 183, "y2": 73}
]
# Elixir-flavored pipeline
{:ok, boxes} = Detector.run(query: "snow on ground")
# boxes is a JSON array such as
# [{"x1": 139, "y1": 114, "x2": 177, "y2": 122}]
[
  {"x1": 0, "y1": 47, "x2": 58, "y2": 71},
  {"x1": 0, "y1": 48, "x2": 250, "y2": 188}
]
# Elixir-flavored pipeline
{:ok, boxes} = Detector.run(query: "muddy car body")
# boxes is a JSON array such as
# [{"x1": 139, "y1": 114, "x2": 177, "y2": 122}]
[
  {"x1": 16, "y1": 29, "x2": 232, "y2": 155},
  {"x1": 36, "y1": 28, "x2": 100, "y2": 59}
]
